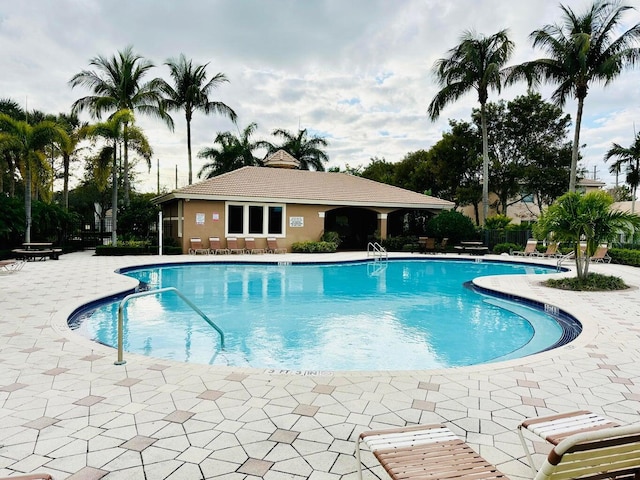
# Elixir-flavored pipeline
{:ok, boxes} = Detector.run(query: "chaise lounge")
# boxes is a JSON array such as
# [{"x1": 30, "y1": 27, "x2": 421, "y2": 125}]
[{"x1": 356, "y1": 420, "x2": 640, "y2": 480}]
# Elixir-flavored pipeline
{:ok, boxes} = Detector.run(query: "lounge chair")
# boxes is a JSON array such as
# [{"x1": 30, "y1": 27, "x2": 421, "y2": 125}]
[
  {"x1": 188, "y1": 237, "x2": 208, "y2": 255},
  {"x1": 0, "y1": 474, "x2": 52, "y2": 480},
  {"x1": 540, "y1": 242, "x2": 560, "y2": 258},
  {"x1": 0, "y1": 259, "x2": 26, "y2": 273},
  {"x1": 208, "y1": 237, "x2": 229, "y2": 255},
  {"x1": 266, "y1": 237, "x2": 286, "y2": 254},
  {"x1": 226, "y1": 237, "x2": 245, "y2": 254},
  {"x1": 418, "y1": 237, "x2": 436, "y2": 254},
  {"x1": 512, "y1": 238, "x2": 538, "y2": 256},
  {"x1": 438, "y1": 237, "x2": 449, "y2": 252},
  {"x1": 244, "y1": 237, "x2": 264, "y2": 254},
  {"x1": 590, "y1": 244, "x2": 611, "y2": 263},
  {"x1": 356, "y1": 421, "x2": 640, "y2": 480}
]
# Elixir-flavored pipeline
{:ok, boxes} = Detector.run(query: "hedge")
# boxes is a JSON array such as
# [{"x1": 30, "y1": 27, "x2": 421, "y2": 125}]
[
  {"x1": 609, "y1": 248, "x2": 640, "y2": 267},
  {"x1": 291, "y1": 241, "x2": 337, "y2": 253}
]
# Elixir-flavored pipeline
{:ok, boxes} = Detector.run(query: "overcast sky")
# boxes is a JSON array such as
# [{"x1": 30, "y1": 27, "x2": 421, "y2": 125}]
[{"x1": 2, "y1": 0, "x2": 640, "y2": 194}]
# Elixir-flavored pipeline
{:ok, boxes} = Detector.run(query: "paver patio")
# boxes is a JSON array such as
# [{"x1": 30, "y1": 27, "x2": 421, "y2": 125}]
[{"x1": 0, "y1": 250, "x2": 639, "y2": 479}]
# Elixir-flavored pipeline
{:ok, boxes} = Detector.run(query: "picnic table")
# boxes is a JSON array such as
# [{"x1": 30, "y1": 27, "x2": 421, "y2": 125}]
[
  {"x1": 454, "y1": 241, "x2": 489, "y2": 255},
  {"x1": 12, "y1": 242, "x2": 62, "y2": 261}
]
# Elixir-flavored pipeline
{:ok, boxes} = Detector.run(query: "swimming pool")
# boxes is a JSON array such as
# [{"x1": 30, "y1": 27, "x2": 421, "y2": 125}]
[{"x1": 69, "y1": 259, "x2": 578, "y2": 371}]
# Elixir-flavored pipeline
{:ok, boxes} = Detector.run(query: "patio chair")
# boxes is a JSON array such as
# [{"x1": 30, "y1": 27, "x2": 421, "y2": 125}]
[
  {"x1": 418, "y1": 237, "x2": 436, "y2": 254},
  {"x1": 188, "y1": 237, "x2": 208, "y2": 255},
  {"x1": 0, "y1": 474, "x2": 52, "y2": 480},
  {"x1": 438, "y1": 237, "x2": 449, "y2": 252},
  {"x1": 0, "y1": 259, "x2": 26, "y2": 274},
  {"x1": 356, "y1": 421, "x2": 640, "y2": 480},
  {"x1": 512, "y1": 238, "x2": 538, "y2": 256},
  {"x1": 226, "y1": 237, "x2": 245, "y2": 254},
  {"x1": 590, "y1": 244, "x2": 611, "y2": 263},
  {"x1": 540, "y1": 242, "x2": 561, "y2": 258},
  {"x1": 266, "y1": 237, "x2": 287, "y2": 254},
  {"x1": 208, "y1": 237, "x2": 230, "y2": 255},
  {"x1": 245, "y1": 237, "x2": 265, "y2": 254}
]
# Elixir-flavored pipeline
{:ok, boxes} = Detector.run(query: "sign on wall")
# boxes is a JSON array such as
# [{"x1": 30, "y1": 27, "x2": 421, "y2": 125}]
[
  {"x1": 196, "y1": 213, "x2": 205, "y2": 225},
  {"x1": 212, "y1": 213, "x2": 219, "y2": 221},
  {"x1": 289, "y1": 216, "x2": 304, "y2": 227}
]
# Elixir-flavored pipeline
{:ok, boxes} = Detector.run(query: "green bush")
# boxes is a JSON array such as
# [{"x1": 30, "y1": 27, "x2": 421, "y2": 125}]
[
  {"x1": 609, "y1": 248, "x2": 640, "y2": 266},
  {"x1": 291, "y1": 241, "x2": 337, "y2": 253},
  {"x1": 321, "y1": 231, "x2": 341, "y2": 246},
  {"x1": 484, "y1": 214, "x2": 512, "y2": 230},
  {"x1": 426, "y1": 210, "x2": 476, "y2": 244},
  {"x1": 381, "y1": 236, "x2": 417, "y2": 252},
  {"x1": 96, "y1": 240, "x2": 153, "y2": 256},
  {"x1": 493, "y1": 242, "x2": 520, "y2": 255},
  {"x1": 545, "y1": 273, "x2": 628, "y2": 291}
]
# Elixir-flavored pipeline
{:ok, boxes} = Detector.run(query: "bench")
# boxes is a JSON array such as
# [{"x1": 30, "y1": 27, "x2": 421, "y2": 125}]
[
  {"x1": 454, "y1": 245, "x2": 489, "y2": 255},
  {"x1": 12, "y1": 249, "x2": 62, "y2": 261}
]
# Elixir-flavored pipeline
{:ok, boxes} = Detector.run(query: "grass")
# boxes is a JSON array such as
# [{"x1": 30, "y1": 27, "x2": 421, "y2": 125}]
[{"x1": 545, "y1": 273, "x2": 629, "y2": 291}]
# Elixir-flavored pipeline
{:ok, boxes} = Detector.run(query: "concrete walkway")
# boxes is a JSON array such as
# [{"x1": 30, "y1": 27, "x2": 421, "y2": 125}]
[{"x1": 0, "y1": 250, "x2": 639, "y2": 479}]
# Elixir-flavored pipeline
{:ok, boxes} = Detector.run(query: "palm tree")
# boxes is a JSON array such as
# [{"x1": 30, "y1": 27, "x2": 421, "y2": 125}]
[
  {"x1": 0, "y1": 114, "x2": 66, "y2": 242},
  {"x1": 87, "y1": 110, "x2": 151, "y2": 244},
  {"x1": 266, "y1": 128, "x2": 329, "y2": 171},
  {"x1": 198, "y1": 123, "x2": 263, "y2": 179},
  {"x1": 537, "y1": 190, "x2": 640, "y2": 279},
  {"x1": 507, "y1": 0, "x2": 640, "y2": 193},
  {"x1": 428, "y1": 29, "x2": 514, "y2": 223},
  {"x1": 0, "y1": 99, "x2": 25, "y2": 195},
  {"x1": 605, "y1": 133, "x2": 640, "y2": 213},
  {"x1": 69, "y1": 45, "x2": 170, "y2": 205},
  {"x1": 161, "y1": 54, "x2": 237, "y2": 185},
  {"x1": 55, "y1": 113, "x2": 88, "y2": 210}
]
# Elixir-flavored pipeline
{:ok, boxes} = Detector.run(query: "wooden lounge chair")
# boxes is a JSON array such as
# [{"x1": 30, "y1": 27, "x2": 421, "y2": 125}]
[
  {"x1": 266, "y1": 237, "x2": 286, "y2": 254},
  {"x1": 540, "y1": 242, "x2": 560, "y2": 258},
  {"x1": 244, "y1": 237, "x2": 264, "y2": 254},
  {"x1": 512, "y1": 239, "x2": 538, "y2": 256},
  {"x1": 590, "y1": 244, "x2": 611, "y2": 263},
  {"x1": 188, "y1": 237, "x2": 208, "y2": 255},
  {"x1": 226, "y1": 237, "x2": 245, "y2": 254},
  {"x1": 208, "y1": 237, "x2": 229, "y2": 255},
  {"x1": 418, "y1": 237, "x2": 436, "y2": 254},
  {"x1": 0, "y1": 474, "x2": 52, "y2": 479},
  {"x1": 357, "y1": 421, "x2": 640, "y2": 480}
]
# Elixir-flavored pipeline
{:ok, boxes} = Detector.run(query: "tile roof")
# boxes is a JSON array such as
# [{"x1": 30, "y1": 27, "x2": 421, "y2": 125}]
[{"x1": 156, "y1": 166, "x2": 454, "y2": 209}]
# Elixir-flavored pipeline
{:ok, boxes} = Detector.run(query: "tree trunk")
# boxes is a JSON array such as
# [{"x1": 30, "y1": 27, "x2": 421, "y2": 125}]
[
  {"x1": 480, "y1": 103, "x2": 489, "y2": 224},
  {"x1": 186, "y1": 115, "x2": 193, "y2": 185},
  {"x1": 63, "y1": 152, "x2": 70, "y2": 210},
  {"x1": 24, "y1": 160, "x2": 32, "y2": 243},
  {"x1": 569, "y1": 97, "x2": 585, "y2": 193},
  {"x1": 111, "y1": 140, "x2": 118, "y2": 245},
  {"x1": 123, "y1": 123, "x2": 130, "y2": 206}
]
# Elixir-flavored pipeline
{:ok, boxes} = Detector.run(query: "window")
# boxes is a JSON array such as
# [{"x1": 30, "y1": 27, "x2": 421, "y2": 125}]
[
  {"x1": 226, "y1": 203, "x2": 286, "y2": 236},
  {"x1": 228, "y1": 205, "x2": 244, "y2": 234}
]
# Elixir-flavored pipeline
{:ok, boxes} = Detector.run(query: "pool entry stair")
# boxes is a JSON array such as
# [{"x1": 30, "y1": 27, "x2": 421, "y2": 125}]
[
  {"x1": 114, "y1": 287, "x2": 225, "y2": 365},
  {"x1": 367, "y1": 242, "x2": 388, "y2": 261}
]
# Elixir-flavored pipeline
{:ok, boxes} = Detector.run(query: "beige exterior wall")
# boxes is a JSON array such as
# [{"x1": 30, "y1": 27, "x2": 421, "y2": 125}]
[{"x1": 162, "y1": 200, "x2": 396, "y2": 253}]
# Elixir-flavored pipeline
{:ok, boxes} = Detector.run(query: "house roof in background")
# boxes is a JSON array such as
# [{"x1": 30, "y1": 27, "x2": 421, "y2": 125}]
[{"x1": 155, "y1": 166, "x2": 454, "y2": 210}]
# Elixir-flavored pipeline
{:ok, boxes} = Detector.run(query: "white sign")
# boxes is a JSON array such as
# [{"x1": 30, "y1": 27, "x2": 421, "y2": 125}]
[
  {"x1": 289, "y1": 216, "x2": 304, "y2": 227},
  {"x1": 196, "y1": 213, "x2": 205, "y2": 225}
]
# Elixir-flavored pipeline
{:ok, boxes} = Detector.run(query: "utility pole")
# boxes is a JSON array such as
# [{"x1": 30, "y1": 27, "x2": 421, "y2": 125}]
[{"x1": 157, "y1": 158, "x2": 160, "y2": 195}]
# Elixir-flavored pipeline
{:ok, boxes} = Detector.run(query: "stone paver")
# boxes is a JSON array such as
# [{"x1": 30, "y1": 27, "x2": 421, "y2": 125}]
[{"x1": 0, "y1": 250, "x2": 639, "y2": 479}]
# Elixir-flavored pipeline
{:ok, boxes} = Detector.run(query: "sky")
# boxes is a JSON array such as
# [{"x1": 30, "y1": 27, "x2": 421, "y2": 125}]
[{"x1": 2, "y1": 0, "x2": 640, "y2": 195}]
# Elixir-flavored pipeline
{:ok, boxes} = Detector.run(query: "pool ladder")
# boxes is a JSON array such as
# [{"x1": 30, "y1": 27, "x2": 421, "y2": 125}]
[
  {"x1": 367, "y1": 242, "x2": 388, "y2": 261},
  {"x1": 114, "y1": 287, "x2": 224, "y2": 365}
]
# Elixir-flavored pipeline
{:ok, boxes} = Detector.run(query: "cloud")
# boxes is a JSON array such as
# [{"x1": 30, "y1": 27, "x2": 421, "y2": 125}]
[{"x1": 1, "y1": 0, "x2": 639, "y2": 192}]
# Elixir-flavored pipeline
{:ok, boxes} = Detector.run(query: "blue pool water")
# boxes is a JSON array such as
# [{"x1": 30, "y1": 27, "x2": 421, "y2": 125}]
[{"x1": 70, "y1": 260, "x2": 573, "y2": 371}]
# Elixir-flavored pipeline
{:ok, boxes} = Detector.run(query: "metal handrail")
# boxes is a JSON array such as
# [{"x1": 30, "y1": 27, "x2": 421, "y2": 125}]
[
  {"x1": 115, "y1": 287, "x2": 224, "y2": 365},
  {"x1": 556, "y1": 251, "x2": 575, "y2": 271},
  {"x1": 367, "y1": 241, "x2": 388, "y2": 261}
]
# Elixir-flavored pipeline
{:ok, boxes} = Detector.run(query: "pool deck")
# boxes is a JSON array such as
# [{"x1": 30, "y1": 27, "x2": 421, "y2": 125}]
[{"x1": 1, "y1": 250, "x2": 639, "y2": 479}]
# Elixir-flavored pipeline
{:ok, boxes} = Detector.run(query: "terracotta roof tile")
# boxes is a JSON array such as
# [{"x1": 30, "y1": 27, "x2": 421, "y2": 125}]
[{"x1": 157, "y1": 167, "x2": 454, "y2": 209}]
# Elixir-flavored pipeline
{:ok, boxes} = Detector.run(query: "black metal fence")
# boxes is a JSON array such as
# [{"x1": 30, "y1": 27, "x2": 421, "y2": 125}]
[{"x1": 483, "y1": 229, "x2": 533, "y2": 250}]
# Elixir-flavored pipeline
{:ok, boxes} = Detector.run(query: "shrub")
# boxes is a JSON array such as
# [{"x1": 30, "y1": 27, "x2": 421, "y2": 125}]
[
  {"x1": 426, "y1": 210, "x2": 476, "y2": 244},
  {"x1": 485, "y1": 214, "x2": 512, "y2": 230},
  {"x1": 291, "y1": 241, "x2": 337, "y2": 253},
  {"x1": 321, "y1": 231, "x2": 341, "y2": 246},
  {"x1": 545, "y1": 273, "x2": 628, "y2": 291},
  {"x1": 381, "y1": 236, "x2": 417, "y2": 252},
  {"x1": 609, "y1": 248, "x2": 640, "y2": 266},
  {"x1": 493, "y1": 242, "x2": 520, "y2": 255}
]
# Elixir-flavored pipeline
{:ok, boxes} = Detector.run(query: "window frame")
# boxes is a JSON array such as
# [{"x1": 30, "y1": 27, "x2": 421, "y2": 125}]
[{"x1": 225, "y1": 202, "x2": 286, "y2": 238}]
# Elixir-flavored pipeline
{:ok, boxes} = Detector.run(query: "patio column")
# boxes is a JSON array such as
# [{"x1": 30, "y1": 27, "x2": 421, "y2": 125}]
[{"x1": 377, "y1": 213, "x2": 388, "y2": 240}]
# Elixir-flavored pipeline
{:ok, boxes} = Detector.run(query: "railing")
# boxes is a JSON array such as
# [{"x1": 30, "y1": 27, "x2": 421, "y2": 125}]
[
  {"x1": 556, "y1": 251, "x2": 575, "y2": 271},
  {"x1": 367, "y1": 242, "x2": 388, "y2": 261},
  {"x1": 115, "y1": 287, "x2": 224, "y2": 365}
]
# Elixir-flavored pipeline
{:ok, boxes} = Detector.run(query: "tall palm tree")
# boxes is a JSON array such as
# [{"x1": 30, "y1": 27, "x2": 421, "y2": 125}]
[
  {"x1": 69, "y1": 46, "x2": 170, "y2": 205},
  {"x1": 605, "y1": 133, "x2": 640, "y2": 213},
  {"x1": 55, "y1": 113, "x2": 88, "y2": 210},
  {"x1": 0, "y1": 99, "x2": 25, "y2": 195},
  {"x1": 0, "y1": 114, "x2": 66, "y2": 242},
  {"x1": 507, "y1": 0, "x2": 640, "y2": 193},
  {"x1": 161, "y1": 54, "x2": 237, "y2": 185},
  {"x1": 266, "y1": 128, "x2": 329, "y2": 171},
  {"x1": 428, "y1": 29, "x2": 514, "y2": 223},
  {"x1": 87, "y1": 110, "x2": 151, "y2": 244},
  {"x1": 198, "y1": 123, "x2": 263, "y2": 179}
]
